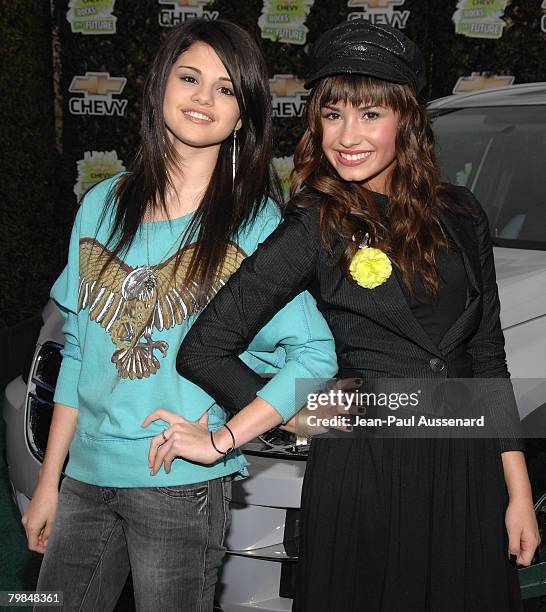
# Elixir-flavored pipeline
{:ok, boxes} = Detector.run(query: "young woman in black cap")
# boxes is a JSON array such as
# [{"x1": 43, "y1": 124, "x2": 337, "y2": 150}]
[{"x1": 159, "y1": 20, "x2": 538, "y2": 610}]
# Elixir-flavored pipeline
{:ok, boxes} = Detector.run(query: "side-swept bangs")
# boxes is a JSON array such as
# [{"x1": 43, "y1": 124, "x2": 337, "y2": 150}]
[{"x1": 306, "y1": 75, "x2": 418, "y2": 142}]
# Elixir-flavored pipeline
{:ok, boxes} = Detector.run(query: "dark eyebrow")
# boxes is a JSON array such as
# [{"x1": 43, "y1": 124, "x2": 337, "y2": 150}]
[
  {"x1": 177, "y1": 64, "x2": 232, "y2": 83},
  {"x1": 322, "y1": 103, "x2": 381, "y2": 112}
]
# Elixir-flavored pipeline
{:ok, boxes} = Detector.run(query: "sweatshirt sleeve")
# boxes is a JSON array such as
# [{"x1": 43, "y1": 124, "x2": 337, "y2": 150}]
[
  {"x1": 51, "y1": 206, "x2": 83, "y2": 409},
  {"x1": 177, "y1": 204, "x2": 337, "y2": 421}
]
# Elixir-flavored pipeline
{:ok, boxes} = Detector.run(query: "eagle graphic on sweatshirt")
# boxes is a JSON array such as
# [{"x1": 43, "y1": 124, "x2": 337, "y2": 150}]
[{"x1": 77, "y1": 238, "x2": 246, "y2": 379}]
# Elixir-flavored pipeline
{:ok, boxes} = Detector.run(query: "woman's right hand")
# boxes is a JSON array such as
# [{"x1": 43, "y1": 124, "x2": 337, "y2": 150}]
[
  {"x1": 281, "y1": 378, "x2": 363, "y2": 436},
  {"x1": 21, "y1": 485, "x2": 59, "y2": 554}
]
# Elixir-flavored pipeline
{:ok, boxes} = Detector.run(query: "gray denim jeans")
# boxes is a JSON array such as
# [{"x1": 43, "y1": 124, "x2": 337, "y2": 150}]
[{"x1": 35, "y1": 475, "x2": 232, "y2": 612}]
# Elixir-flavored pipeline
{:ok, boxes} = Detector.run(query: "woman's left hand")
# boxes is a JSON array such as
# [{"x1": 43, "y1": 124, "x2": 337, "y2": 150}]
[
  {"x1": 505, "y1": 497, "x2": 541, "y2": 566},
  {"x1": 142, "y1": 408, "x2": 217, "y2": 474}
]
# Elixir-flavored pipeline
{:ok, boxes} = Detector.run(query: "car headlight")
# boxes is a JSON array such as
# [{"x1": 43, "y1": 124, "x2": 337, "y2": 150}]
[
  {"x1": 26, "y1": 342, "x2": 63, "y2": 462},
  {"x1": 33, "y1": 341, "x2": 63, "y2": 391}
]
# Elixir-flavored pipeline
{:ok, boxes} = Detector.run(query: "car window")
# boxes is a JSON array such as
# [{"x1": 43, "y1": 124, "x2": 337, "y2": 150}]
[{"x1": 430, "y1": 105, "x2": 546, "y2": 250}]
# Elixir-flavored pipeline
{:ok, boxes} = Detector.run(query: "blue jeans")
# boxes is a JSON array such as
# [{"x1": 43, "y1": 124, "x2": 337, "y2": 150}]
[{"x1": 35, "y1": 476, "x2": 232, "y2": 611}]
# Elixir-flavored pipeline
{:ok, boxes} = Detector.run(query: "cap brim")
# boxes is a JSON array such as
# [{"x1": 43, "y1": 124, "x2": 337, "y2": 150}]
[{"x1": 304, "y1": 57, "x2": 412, "y2": 90}]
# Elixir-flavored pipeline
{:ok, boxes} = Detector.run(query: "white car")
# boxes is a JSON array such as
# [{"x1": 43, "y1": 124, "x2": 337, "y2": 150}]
[{"x1": 3, "y1": 82, "x2": 546, "y2": 611}]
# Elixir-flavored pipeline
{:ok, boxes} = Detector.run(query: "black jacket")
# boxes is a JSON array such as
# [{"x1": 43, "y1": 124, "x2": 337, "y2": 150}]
[{"x1": 177, "y1": 187, "x2": 523, "y2": 452}]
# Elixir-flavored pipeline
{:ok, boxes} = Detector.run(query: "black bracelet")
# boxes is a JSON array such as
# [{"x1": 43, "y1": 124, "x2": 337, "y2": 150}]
[
  {"x1": 210, "y1": 431, "x2": 225, "y2": 457},
  {"x1": 224, "y1": 423, "x2": 236, "y2": 449},
  {"x1": 210, "y1": 425, "x2": 236, "y2": 463}
]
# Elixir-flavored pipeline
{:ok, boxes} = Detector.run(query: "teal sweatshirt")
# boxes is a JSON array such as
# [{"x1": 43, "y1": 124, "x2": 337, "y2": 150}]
[{"x1": 52, "y1": 175, "x2": 337, "y2": 487}]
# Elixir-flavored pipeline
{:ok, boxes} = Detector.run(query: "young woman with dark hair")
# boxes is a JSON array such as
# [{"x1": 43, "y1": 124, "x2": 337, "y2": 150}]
[
  {"x1": 21, "y1": 19, "x2": 336, "y2": 611},
  {"x1": 171, "y1": 21, "x2": 539, "y2": 611}
]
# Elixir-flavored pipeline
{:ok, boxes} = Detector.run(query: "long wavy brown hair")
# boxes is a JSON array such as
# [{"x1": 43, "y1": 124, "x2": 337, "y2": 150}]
[{"x1": 291, "y1": 75, "x2": 472, "y2": 296}]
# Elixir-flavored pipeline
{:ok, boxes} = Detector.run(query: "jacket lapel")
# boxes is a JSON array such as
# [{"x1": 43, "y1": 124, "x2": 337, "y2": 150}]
[
  {"x1": 438, "y1": 209, "x2": 480, "y2": 295},
  {"x1": 436, "y1": 210, "x2": 482, "y2": 354}
]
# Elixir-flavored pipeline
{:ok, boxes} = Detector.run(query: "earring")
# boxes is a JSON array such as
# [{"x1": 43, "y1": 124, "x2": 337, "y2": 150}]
[{"x1": 232, "y1": 130, "x2": 238, "y2": 189}]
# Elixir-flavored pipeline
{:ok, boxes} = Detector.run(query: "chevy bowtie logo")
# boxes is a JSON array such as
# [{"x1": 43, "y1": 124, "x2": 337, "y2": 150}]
[
  {"x1": 347, "y1": 0, "x2": 405, "y2": 7},
  {"x1": 269, "y1": 74, "x2": 306, "y2": 98},
  {"x1": 69, "y1": 72, "x2": 126, "y2": 97},
  {"x1": 68, "y1": 72, "x2": 128, "y2": 117},
  {"x1": 452, "y1": 72, "x2": 515, "y2": 94},
  {"x1": 347, "y1": 0, "x2": 410, "y2": 29},
  {"x1": 173, "y1": 0, "x2": 210, "y2": 5}
]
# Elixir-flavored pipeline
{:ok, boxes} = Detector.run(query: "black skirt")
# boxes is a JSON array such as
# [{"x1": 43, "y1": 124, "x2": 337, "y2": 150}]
[{"x1": 293, "y1": 437, "x2": 522, "y2": 612}]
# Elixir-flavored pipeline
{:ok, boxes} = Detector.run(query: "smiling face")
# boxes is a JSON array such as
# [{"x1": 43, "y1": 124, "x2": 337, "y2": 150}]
[
  {"x1": 320, "y1": 100, "x2": 398, "y2": 193},
  {"x1": 163, "y1": 41, "x2": 242, "y2": 154}
]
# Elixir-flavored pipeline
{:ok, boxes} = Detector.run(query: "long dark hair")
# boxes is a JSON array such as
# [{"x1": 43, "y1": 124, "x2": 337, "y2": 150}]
[
  {"x1": 291, "y1": 75, "x2": 472, "y2": 296},
  {"x1": 101, "y1": 19, "x2": 282, "y2": 305}
]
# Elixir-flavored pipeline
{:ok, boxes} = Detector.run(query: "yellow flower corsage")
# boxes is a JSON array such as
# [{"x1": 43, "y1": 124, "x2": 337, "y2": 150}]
[{"x1": 349, "y1": 233, "x2": 392, "y2": 289}]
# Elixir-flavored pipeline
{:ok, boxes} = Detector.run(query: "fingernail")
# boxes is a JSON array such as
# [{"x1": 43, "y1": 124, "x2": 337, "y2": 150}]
[{"x1": 509, "y1": 554, "x2": 517, "y2": 565}]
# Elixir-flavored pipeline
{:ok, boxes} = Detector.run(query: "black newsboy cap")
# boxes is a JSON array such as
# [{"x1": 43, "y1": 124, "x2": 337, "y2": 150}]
[{"x1": 304, "y1": 20, "x2": 426, "y2": 93}]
